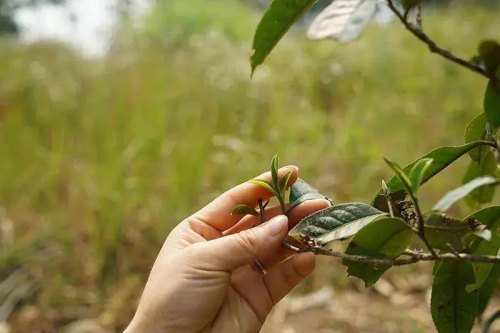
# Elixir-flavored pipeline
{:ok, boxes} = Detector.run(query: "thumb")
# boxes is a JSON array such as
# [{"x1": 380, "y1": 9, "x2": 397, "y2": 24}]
[{"x1": 195, "y1": 215, "x2": 289, "y2": 271}]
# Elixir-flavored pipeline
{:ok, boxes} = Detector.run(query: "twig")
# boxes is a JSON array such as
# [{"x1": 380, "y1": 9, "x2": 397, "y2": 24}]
[
  {"x1": 412, "y1": 197, "x2": 437, "y2": 257},
  {"x1": 386, "y1": 0, "x2": 498, "y2": 83},
  {"x1": 292, "y1": 246, "x2": 500, "y2": 267}
]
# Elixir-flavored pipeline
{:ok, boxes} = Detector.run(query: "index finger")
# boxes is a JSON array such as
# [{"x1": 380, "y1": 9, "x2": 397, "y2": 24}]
[{"x1": 188, "y1": 165, "x2": 299, "y2": 232}]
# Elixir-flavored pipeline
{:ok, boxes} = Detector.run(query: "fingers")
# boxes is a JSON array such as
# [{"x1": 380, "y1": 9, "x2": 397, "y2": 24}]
[
  {"x1": 263, "y1": 252, "x2": 316, "y2": 305},
  {"x1": 188, "y1": 166, "x2": 299, "y2": 232},
  {"x1": 190, "y1": 215, "x2": 289, "y2": 271}
]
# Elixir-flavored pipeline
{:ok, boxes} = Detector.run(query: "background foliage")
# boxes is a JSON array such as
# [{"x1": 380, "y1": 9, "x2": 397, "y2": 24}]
[{"x1": 0, "y1": 0, "x2": 498, "y2": 331}]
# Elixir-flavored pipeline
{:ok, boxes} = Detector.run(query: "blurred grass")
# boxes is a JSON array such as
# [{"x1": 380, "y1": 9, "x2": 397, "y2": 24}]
[{"x1": 0, "y1": 1, "x2": 499, "y2": 330}]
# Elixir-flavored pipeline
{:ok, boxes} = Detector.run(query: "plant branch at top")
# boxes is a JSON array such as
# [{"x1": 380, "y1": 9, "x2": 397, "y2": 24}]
[{"x1": 386, "y1": 0, "x2": 498, "y2": 83}]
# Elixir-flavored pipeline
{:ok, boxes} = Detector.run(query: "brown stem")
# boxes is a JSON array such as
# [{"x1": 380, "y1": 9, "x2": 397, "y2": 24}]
[{"x1": 386, "y1": 0, "x2": 498, "y2": 83}]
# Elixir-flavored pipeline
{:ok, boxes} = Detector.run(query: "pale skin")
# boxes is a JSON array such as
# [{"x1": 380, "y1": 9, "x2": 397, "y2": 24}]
[{"x1": 125, "y1": 166, "x2": 330, "y2": 333}]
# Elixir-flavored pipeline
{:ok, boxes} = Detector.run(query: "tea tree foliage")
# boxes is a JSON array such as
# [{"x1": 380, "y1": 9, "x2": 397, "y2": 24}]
[{"x1": 239, "y1": 1, "x2": 500, "y2": 332}]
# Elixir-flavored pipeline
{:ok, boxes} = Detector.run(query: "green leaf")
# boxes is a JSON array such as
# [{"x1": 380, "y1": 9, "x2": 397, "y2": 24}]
[
  {"x1": 484, "y1": 81, "x2": 500, "y2": 128},
  {"x1": 466, "y1": 206, "x2": 500, "y2": 292},
  {"x1": 424, "y1": 213, "x2": 471, "y2": 251},
  {"x1": 231, "y1": 204, "x2": 259, "y2": 217},
  {"x1": 288, "y1": 203, "x2": 386, "y2": 246},
  {"x1": 279, "y1": 170, "x2": 293, "y2": 198},
  {"x1": 477, "y1": 265, "x2": 500, "y2": 319},
  {"x1": 432, "y1": 176, "x2": 499, "y2": 212},
  {"x1": 344, "y1": 217, "x2": 413, "y2": 286},
  {"x1": 288, "y1": 178, "x2": 327, "y2": 209},
  {"x1": 373, "y1": 141, "x2": 497, "y2": 209},
  {"x1": 464, "y1": 114, "x2": 496, "y2": 162},
  {"x1": 431, "y1": 262, "x2": 477, "y2": 333},
  {"x1": 384, "y1": 158, "x2": 413, "y2": 194},
  {"x1": 402, "y1": 0, "x2": 422, "y2": 11},
  {"x1": 250, "y1": 0, "x2": 316, "y2": 74},
  {"x1": 271, "y1": 155, "x2": 279, "y2": 191},
  {"x1": 248, "y1": 179, "x2": 276, "y2": 194},
  {"x1": 462, "y1": 151, "x2": 499, "y2": 208},
  {"x1": 409, "y1": 158, "x2": 433, "y2": 193}
]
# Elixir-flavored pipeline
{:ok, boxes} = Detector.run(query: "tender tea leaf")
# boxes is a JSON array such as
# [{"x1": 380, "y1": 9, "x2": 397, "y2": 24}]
[
  {"x1": 384, "y1": 158, "x2": 413, "y2": 193},
  {"x1": 372, "y1": 141, "x2": 497, "y2": 208},
  {"x1": 466, "y1": 206, "x2": 500, "y2": 292},
  {"x1": 271, "y1": 155, "x2": 279, "y2": 190},
  {"x1": 431, "y1": 262, "x2": 477, "y2": 333},
  {"x1": 462, "y1": 151, "x2": 499, "y2": 208},
  {"x1": 288, "y1": 178, "x2": 327, "y2": 209},
  {"x1": 251, "y1": 0, "x2": 316, "y2": 73},
  {"x1": 484, "y1": 81, "x2": 500, "y2": 127},
  {"x1": 248, "y1": 179, "x2": 276, "y2": 194},
  {"x1": 409, "y1": 158, "x2": 433, "y2": 193},
  {"x1": 432, "y1": 176, "x2": 498, "y2": 212},
  {"x1": 231, "y1": 204, "x2": 259, "y2": 217},
  {"x1": 288, "y1": 203, "x2": 386, "y2": 245},
  {"x1": 424, "y1": 213, "x2": 470, "y2": 251},
  {"x1": 279, "y1": 170, "x2": 293, "y2": 198},
  {"x1": 344, "y1": 217, "x2": 413, "y2": 286},
  {"x1": 464, "y1": 114, "x2": 494, "y2": 162},
  {"x1": 307, "y1": 0, "x2": 377, "y2": 42},
  {"x1": 477, "y1": 264, "x2": 500, "y2": 318}
]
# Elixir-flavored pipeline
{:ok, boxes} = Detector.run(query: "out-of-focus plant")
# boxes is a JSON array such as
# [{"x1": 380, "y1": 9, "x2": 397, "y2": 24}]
[{"x1": 236, "y1": 1, "x2": 500, "y2": 332}]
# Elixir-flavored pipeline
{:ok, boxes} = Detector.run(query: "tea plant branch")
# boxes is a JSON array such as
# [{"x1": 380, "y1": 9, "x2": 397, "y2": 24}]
[
  {"x1": 288, "y1": 245, "x2": 500, "y2": 267},
  {"x1": 386, "y1": 0, "x2": 498, "y2": 83}
]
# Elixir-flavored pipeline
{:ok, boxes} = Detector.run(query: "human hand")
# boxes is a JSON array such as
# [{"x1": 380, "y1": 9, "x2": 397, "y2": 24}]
[{"x1": 125, "y1": 166, "x2": 330, "y2": 333}]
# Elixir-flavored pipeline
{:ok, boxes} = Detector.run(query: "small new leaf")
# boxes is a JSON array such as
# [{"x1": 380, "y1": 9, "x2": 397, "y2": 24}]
[
  {"x1": 384, "y1": 158, "x2": 414, "y2": 196},
  {"x1": 248, "y1": 179, "x2": 276, "y2": 195},
  {"x1": 279, "y1": 170, "x2": 293, "y2": 198},
  {"x1": 409, "y1": 158, "x2": 433, "y2": 193},
  {"x1": 271, "y1": 155, "x2": 280, "y2": 191},
  {"x1": 231, "y1": 204, "x2": 259, "y2": 217}
]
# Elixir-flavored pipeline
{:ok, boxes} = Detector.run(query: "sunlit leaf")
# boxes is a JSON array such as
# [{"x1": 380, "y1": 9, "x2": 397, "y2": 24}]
[
  {"x1": 484, "y1": 81, "x2": 500, "y2": 128},
  {"x1": 251, "y1": 0, "x2": 316, "y2": 74},
  {"x1": 465, "y1": 206, "x2": 500, "y2": 292},
  {"x1": 231, "y1": 204, "x2": 259, "y2": 216},
  {"x1": 307, "y1": 0, "x2": 377, "y2": 43},
  {"x1": 432, "y1": 176, "x2": 498, "y2": 212},
  {"x1": 288, "y1": 203, "x2": 386, "y2": 245},
  {"x1": 372, "y1": 141, "x2": 497, "y2": 209},
  {"x1": 431, "y1": 262, "x2": 477, "y2": 333},
  {"x1": 344, "y1": 217, "x2": 413, "y2": 286},
  {"x1": 248, "y1": 179, "x2": 276, "y2": 194},
  {"x1": 288, "y1": 178, "x2": 327, "y2": 209}
]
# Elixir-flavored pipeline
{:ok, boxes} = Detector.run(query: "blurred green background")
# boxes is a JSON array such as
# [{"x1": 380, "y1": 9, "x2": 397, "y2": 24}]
[{"x1": 0, "y1": 0, "x2": 498, "y2": 331}]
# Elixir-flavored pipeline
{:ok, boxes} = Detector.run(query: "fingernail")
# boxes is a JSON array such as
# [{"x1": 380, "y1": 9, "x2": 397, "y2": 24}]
[{"x1": 261, "y1": 215, "x2": 288, "y2": 236}]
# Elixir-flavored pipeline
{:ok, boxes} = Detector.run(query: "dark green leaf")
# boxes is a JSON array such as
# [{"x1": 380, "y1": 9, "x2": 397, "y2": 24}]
[
  {"x1": 462, "y1": 151, "x2": 499, "y2": 208},
  {"x1": 271, "y1": 155, "x2": 279, "y2": 191},
  {"x1": 373, "y1": 141, "x2": 497, "y2": 209},
  {"x1": 464, "y1": 114, "x2": 496, "y2": 162},
  {"x1": 424, "y1": 213, "x2": 471, "y2": 251},
  {"x1": 409, "y1": 158, "x2": 433, "y2": 193},
  {"x1": 231, "y1": 204, "x2": 259, "y2": 216},
  {"x1": 432, "y1": 176, "x2": 498, "y2": 212},
  {"x1": 344, "y1": 217, "x2": 413, "y2": 286},
  {"x1": 279, "y1": 170, "x2": 293, "y2": 198},
  {"x1": 431, "y1": 262, "x2": 477, "y2": 333},
  {"x1": 466, "y1": 206, "x2": 500, "y2": 292},
  {"x1": 288, "y1": 178, "x2": 327, "y2": 209},
  {"x1": 477, "y1": 265, "x2": 500, "y2": 318},
  {"x1": 484, "y1": 81, "x2": 500, "y2": 128},
  {"x1": 288, "y1": 203, "x2": 386, "y2": 245},
  {"x1": 251, "y1": 0, "x2": 316, "y2": 74},
  {"x1": 248, "y1": 179, "x2": 276, "y2": 194}
]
